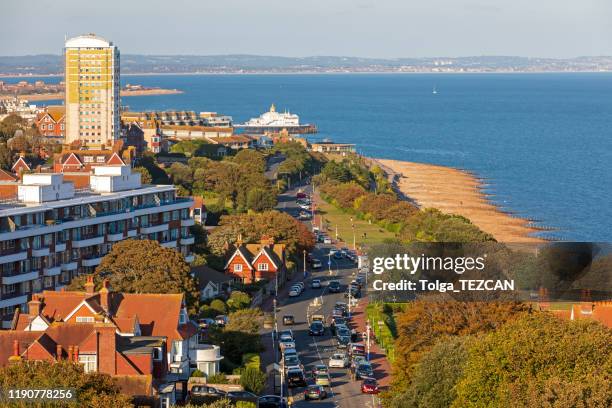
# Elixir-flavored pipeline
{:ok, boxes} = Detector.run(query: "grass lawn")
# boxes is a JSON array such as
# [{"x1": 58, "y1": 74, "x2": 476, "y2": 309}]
[
  {"x1": 315, "y1": 197, "x2": 396, "y2": 248},
  {"x1": 201, "y1": 194, "x2": 232, "y2": 210}
]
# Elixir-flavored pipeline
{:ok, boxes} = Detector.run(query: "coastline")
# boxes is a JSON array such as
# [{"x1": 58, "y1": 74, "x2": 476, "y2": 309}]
[
  {"x1": 374, "y1": 158, "x2": 546, "y2": 243},
  {"x1": 10, "y1": 88, "x2": 183, "y2": 102}
]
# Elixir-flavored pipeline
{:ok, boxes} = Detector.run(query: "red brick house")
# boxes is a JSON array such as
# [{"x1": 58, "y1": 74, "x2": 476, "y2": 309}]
[
  {"x1": 35, "y1": 106, "x2": 65, "y2": 142},
  {"x1": 224, "y1": 238, "x2": 287, "y2": 285}
]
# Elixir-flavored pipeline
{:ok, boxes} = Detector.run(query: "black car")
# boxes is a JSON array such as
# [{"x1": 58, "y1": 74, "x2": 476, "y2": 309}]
[
  {"x1": 227, "y1": 391, "x2": 258, "y2": 403},
  {"x1": 287, "y1": 369, "x2": 307, "y2": 388},
  {"x1": 309, "y1": 321, "x2": 325, "y2": 336},
  {"x1": 283, "y1": 315, "x2": 295, "y2": 325},
  {"x1": 258, "y1": 395, "x2": 288, "y2": 408},
  {"x1": 329, "y1": 281, "x2": 341, "y2": 293},
  {"x1": 336, "y1": 335, "x2": 350, "y2": 348},
  {"x1": 188, "y1": 386, "x2": 227, "y2": 404},
  {"x1": 356, "y1": 363, "x2": 374, "y2": 380}
]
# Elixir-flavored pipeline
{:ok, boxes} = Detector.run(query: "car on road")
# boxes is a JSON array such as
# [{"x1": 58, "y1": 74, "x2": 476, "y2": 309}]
[
  {"x1": 285, "y1": 356, "x2": 304, "y2": 372},
  {"x1": 188, "y1": 386, "x2": 227, "y2": 404},
  {"x1": 311, "y1": 259, "x2": 322, "y2": 269},
  {"x1": 356, "y1": 362, "x2": 374, "y2": 380},
  {"x1": 289, "y1": 286, "x2": 301, "y2": 297},
  {"x1": 311, "y1": 279, "x2": 322, "y2": 288},
  {"x1": 333, "y1": 251, "x2": 343, "y2": 260},
  {"x1": 280, "y1": 329, "x2": 294, "y2": 339},
  {"x1": 283, "y1": 348, "x2": 298, "y2": 360},
  {"x1": 315, "y1": 373, "x2": 331, "y2": 387},
  {"x1": 351, "y1": 355, "x2": 367, "y2": 369},
  {"x1": 351, "y1": 344, "x2": 366, "y2": 356},
  {"x1": 287, "y1": 368, "x2": 307, "y2": 388},
  {"x1": 329, "y1": 353, "x2": 349, "y2": 368},
  {"x1": 279, "y1": 335, "x2": 295, "y2": 351},
  {"x1": 308, "y1": 321, "x2": 325, "y2": 336},
  {"x1": 282, "y1": 315, "x2": 295, "y2": 325},
  {"x1": 328, "y1": 280, "x2": 341, "y2": 293},
  {"x1": 304, "y1": 385, "x2": 328, "y2": 400},
  {"x1": 361, "y1": 378, "x2": 380, "y2": 394},
  {"x1": 227, "y1": 391, "x2": 259, "y2": 403},
  {"x1": 295, "y1": 282, "x2": 305, "y2": 291},
  {"x1": 298, "y1": 211, "x2": 311, "y2": 220},
  {"x1": 336, "y1": 335, "x2": 350, "y2": 349},
  {"x1": 311, "y1": 364, "x2": 329, "y2": 378},
  {"x1": 323, "y1": 237, "x2": 332, "y2": 244},
  {"x1": 258, "y1": 395, "x2": 288, "y2": 408}
]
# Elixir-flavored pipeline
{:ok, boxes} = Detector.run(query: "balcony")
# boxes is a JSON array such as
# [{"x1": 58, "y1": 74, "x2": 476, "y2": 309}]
[
  {"x1": 43, "y1": 266, "x2": 61, "y2": 276},
  {"x1": 31, "y1": 247, "x2": 50, "y2": 257},
  {"x1": 127, "y1": 229, "x2": 138, "y2": 238},
  {"x1": 181, "y1": 218, "x2": 195, "y2": 227},
  {"x1": 107, "y1": 232, "x2": 125, "y2": 242},
  {"x1": 180, "y1": 236, "x2": 195, "y2": 245},
  {"x1": 189, "y1": 344, "x2": 223, "y2": 364},
  {"x1": 0, "y1": 294, "x2": 28, "y2": 309},
  {"x1": 140, "y1": 223, "x2": 168, "y2": 234},
  {"x1": 0, "y1": 250, "x2": 28, "y2": 265},
  {"x1": 61, "y1": 261, "x2": 78, "y2": 271},
  {"x1": 2, "y1": 271, "x2": 39, "y2": 285},
  {"x1": 160, "y1": 240, "x2": 177, "y2": 248},
  {"x1": 71, "y1": 235, "x2": 105, "y2": 248},
  {"x1": 54, "y1": 242, "x2": 67, "y2": 252},
  {"x1": 82, "y1": 256, "x2": 103, "y2": 267},
  {"x1": 184, "y1": 254, "x2": 195, "y2": 263}
]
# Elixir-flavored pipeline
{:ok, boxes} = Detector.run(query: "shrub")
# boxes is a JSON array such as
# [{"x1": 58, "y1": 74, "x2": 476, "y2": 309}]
[
  {"x1": 210, "y1": 299, "x2": 227, "y2": 315},
  {"x1": 207, "y1": 373, "x2": 229, "y2": 384},
  {"x1": 240, "y1": 367, "x2": 266, "y2": 394},
  {"x1": 227, "y1": 291, "x2": 251, "y2": 311}
]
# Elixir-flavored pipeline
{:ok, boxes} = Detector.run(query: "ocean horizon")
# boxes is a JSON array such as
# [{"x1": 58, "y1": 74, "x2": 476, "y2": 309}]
[{"x1": 7, "y1": 73, "x2": 612, "y2": 241}]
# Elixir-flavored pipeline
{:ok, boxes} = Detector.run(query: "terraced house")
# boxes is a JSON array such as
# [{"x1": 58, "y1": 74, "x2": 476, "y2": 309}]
[{"x1": 0, "y1": 164, "x2": 195, "y2": 327}]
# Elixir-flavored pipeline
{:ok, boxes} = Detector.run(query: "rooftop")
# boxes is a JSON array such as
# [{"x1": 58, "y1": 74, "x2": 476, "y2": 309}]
[{"x1": 65, "y1": 33, "x2": 113, "y2": 48}]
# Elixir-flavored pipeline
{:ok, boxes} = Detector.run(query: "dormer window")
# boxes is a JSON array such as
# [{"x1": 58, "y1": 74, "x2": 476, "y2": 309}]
[
  {"x1": 234, "y1": 264, "x2": 243, "y2": 272},
  {"x1": 258, "y1": 263, "x2": 269, "y2": 271},
  {"x1": 76, "y1": 316, "x2": 94, "y2": 323}
]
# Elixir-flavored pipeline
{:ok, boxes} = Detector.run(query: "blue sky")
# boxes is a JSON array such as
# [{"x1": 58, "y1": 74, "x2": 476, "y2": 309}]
[{"x1": 1, "y1": 0, "x2": 611, "y2": 57}]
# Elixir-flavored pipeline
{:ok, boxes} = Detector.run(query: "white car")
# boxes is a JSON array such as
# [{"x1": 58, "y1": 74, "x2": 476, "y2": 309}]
[
  {"x1": 329, "y1": 353, "x2": 349, "y2": 368},
  {"x1": 323, "y1": 237, "x2": 332, "y2": 244},
  {"x1": 312, "y1": 259, "x2": 322, "y2": 269},
  {"x1": 294, "y1": 282, "x2": 305, "y2": 292},
  {"x1": 311, "y1": 279, "x2": 322, "y2": 289},
  {"x1": 289, "y1": 286, "x2": 301, "y2": 297},
  {"x1": 279, "y1": 336, "x2": 296, "y2": 351}
]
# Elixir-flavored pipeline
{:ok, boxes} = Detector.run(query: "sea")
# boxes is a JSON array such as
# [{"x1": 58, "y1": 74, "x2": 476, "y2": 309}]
[{"x1": 5, "y1": 73, "x2": 612, "y2": 241}]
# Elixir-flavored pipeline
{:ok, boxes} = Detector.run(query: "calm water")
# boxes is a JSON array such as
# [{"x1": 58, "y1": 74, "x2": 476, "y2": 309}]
[{"x1": 8, "y1": 73, "x2": 612, "y2": 241}]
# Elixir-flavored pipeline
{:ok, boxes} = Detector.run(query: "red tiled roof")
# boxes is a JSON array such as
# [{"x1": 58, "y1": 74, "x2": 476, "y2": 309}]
[
  {"x1": 0, "y1": 332, "x2": 40, "y2": 364},
  {"x1": 0, "y1": 169, "x2": 17, "y2": 182}
]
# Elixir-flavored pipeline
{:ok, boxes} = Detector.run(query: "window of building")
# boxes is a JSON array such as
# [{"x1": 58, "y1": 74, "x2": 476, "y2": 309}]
[
  {"x1": 234, "y1": 264, "x2": 243, "y2": 272},
  {"x1": 48, "y1": 124, "x2": 54, "y2": 130},
  {"x1": 78, "y1": 354, "x2": 97, "y2": 373},
  {"x1": 258, "y1": 263, "x2": 269, "y2": 271},
  {"x1": 76, "y1": 316, "x2": 95, "y2": 323},
  {"x1": 96, "y1": 156, "x2": 105, "y2": 163}
]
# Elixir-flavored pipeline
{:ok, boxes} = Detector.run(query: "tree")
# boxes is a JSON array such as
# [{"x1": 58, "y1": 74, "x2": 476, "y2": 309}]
[
  {"x1": 246, "y1": 187, "x2": 277, "y2": 212},
  {"x1": 225, "y1": 309, "x2": 262, "y2": 334},
  {"x1": 240, "y1": 366, "x2": 266, "y2": 394},
  {"x1": 0, "y1": 143, "x2": 13, "y2": 170},
  {"x1": 132, "y1": 166, "x2": 152, "y2": 184},
  {"x1": 226, "y1": 291, "x2": 251, "y2": 311},
  {"x1": 0, "y1": 360, "x2": 132, "y2": 407},
  {"x1": 209, "y1": 299, "x2": 227, "y2": 315},
  {"x1": 166, "y1": 162, "x2": 194, "y2": 193},
  {"x1": 67, "y1": 239, "x2": 199, "y2": 312},
  {"x1": 453, "y1": 313, "x2": 612, "y2": 408}
]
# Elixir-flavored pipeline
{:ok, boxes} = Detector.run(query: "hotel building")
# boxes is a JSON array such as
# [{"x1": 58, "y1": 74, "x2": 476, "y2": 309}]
[
  {"x1": 0, "y1": 165, "x2": 195, "y2": 327},
  {"x1": 64, "y1": 34, "x2": 120, "y2": 145}
]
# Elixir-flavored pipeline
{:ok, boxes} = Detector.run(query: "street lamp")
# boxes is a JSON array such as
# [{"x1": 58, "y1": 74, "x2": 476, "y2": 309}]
[
  {"x1": 303, "y1": 249, "x2": 307, "y2": 279},
  {"x1": 366, "y1": 322, "x2": 371, "y2": 361}
]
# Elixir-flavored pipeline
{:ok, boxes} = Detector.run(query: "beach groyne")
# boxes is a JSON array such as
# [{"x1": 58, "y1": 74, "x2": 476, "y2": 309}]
[{"x1": 375, "y1": 159, "x2": 545, "y2": 243}]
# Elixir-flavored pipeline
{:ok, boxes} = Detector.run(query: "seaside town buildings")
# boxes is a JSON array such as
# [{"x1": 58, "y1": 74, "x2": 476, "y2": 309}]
[
  {"x1": 35, "y1": 106, "x2": 65, "y2": 141},
  {"x1": 64, "y1": 34, "x2": 120, "y2": 145},
  {"x1": 1, "y1": 279, "x2": 223, "y2": 405},
  {"x1": 0, "y1": 163, "x2": 195, "y2": 328}
]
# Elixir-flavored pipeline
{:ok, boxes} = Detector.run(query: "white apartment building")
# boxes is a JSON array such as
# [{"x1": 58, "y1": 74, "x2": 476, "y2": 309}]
[{"x1": 0, "y1": 165, "x2": 195, "y2": 326}]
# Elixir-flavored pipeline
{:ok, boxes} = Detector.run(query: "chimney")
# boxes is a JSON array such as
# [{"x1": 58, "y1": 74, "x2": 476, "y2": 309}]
[
  {"x1": 84, "y1": 275, "x2": 95, "y2": 295},
  {"x1": 56, "y1": 344, "x2": 63, "y2": 360},
  {"x1": 28, "y1": 296, "x2": 42, "y2": 316},
  {"x1": 96, "y1": 324, "x2": 116, "y2": 375},
  {"x1": 13, "y1": 340, "x2": 19, "y2": 357},
  {"x1": 68, "y1": 345, "x2": 74, "y2": 362},
  {"x1": 73, "y1": 345, "x2": 79, "y2": 362},
  {"x1": 99, "y1": 280, "x2": 111, "y2": 313}
]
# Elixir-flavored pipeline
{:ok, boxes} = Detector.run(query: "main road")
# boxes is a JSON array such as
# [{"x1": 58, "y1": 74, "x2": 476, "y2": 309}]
[{"x1": 271, "y1": 183, "x2": 380, "y2": 408}]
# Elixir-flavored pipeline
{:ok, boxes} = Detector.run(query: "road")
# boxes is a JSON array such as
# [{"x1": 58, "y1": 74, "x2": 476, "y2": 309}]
[{"x1": 271, "y1": 183, "x2": 380, "y2": 408}]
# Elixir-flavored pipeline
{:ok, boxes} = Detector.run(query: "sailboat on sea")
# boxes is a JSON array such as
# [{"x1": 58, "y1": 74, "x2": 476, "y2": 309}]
[{"x1": 432, "y1": 86, "x2": 438, "y2": 95}]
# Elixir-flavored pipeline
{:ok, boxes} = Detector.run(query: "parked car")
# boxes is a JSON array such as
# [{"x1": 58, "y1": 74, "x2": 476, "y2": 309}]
[
  {"x1": 197, "y1": 318, "x2": 215, "y2": 328},
  {"x1": 329, "y1": 353, "x2": 349, "y2": 368},
  {"x1": 328, "y1": 280, "x2": 341, "y2": 293},
  {"x1": 215, "y1": 315, "x2": 228, "y2": 327},
  {"x1": 356, "y1": 362, "x2": 374, "y2": 379},
  {"x1": 350, "y1": 344, "x2": 366, "y2": 356},
  {"x1": 336, "y1": 335, "x2": 350, "y2": 349},
  {"x1": 315, "y1": 373, "x2": 331, "y2": 387},
  {"x1": 289, "y1": 286, "x2": 301, "y2": 297},
  {"x1": 351, "y1": 355, "x2": 367, "y2": 369},
  {"x1": 361, "y1": 378, "x2": 380, "y2": 394},
  {"x1": 294, "y1": 282, "x2": 305, "y2": 292},
  {"x1": 258, "y1": 395, "x2": 288, "y2": 408},
  {"x1": 227, "y1": 391, "x2": 258, "y2": 403},
  {"x1": 323, "y1": 237, "x2": 332, "y2": 244},
  {"x1": 312, "y1": 259, "x2": 322, "y2": 269},
  {"x1": 283, "y1": 348, "x2": 298, "y2": 360},
  {"x1": 308, "y1": 321, "x2": 325, "y2": 336},
  {"x1": 304, "y1": 385, "x2": 328, "y2": 400},
  {"x1": 287, "y1": 369, "x2": 307, "y2": 388},
  {"x1": 279, "y1": 335, "x2": 295, "y2": 351},
  {"x1": 298, "y1": 211, "x2": 311, "y2": 220},
  {"x1": 285, "y1": 356, "x2": 303, "y2": 372},
  {"x1": 188, "y1": 386, "x2": 227, "y2": 404},
  {"x1": 311, "y1": 279, "x2": 322, "y2": 288},
  {"x1": 283, "y1": 315, "x2": 295, "y2": 325}
]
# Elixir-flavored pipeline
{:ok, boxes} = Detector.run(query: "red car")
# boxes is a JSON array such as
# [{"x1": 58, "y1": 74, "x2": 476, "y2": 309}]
[{"x1": 361, "y1": 378, "x2": 379, "y2": 394}]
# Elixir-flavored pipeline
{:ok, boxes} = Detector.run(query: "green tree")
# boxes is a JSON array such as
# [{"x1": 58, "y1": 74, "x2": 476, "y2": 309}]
[
  {"x1": 166, "y1": 162, "x2": 194, "y2": 193},
  {"x1": 240, "y1": 367, "x2": 266, "y2": 394},
  {"x1": 226, "y1": 291, "x2": 251, "y2": 311},
  {"x1": 453, "y1": 313, "x2": 612, "y2": 408},
  {"x1": 67, "y1": 240, "x2": 199, "y2": 312},
  {"x1": 209, "y1": 299, "x2": 227, "y2": 315},
  {"x1": 132, "y1": 166, "x2": 152, "y2": 184},
  {"x1": 225, "y1": 309, "x2": 262, "y2": 334},
  {"x1": 0, "y1": 143, "x2": 13, "y2": 170},
  {"x1": 246, "y1": 187, "x2": 278, "y2": 212},
  {"x1": 0, "y1": 360, "x2": 132, "y2": 407}
]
